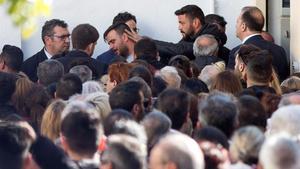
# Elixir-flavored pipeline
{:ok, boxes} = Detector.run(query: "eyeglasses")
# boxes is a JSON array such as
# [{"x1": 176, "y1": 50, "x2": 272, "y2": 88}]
[{"x1": 52, "y1": 34, "x2": 70, "y2": 40}]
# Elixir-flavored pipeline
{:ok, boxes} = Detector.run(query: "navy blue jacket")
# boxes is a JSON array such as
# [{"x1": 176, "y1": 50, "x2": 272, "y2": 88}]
[
  {"x1": 21, "y1": 49, "x2": 47, "y2": 82},
  {"x1": 227, "y1": 35, "x2": 289, "y2": 82}
]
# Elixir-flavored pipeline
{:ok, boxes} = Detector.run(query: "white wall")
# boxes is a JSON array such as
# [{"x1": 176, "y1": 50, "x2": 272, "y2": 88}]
[
  {"x1": 268, "y1": 0, "x2": 282, "y2": 45},
  {"x1": 214, "y1": 0, "x2": 255, "y2": 49},
  {"x1": 0, "y1": 0, "x2": 255, "y2": 59},
  {"x1": 0, "y1": 6, "x2": 21, "y2": 50},
  {"x1": 290, "y1": 0, "x2": 300, "y2": 72},
  {"x1": 21, "y1": 0, "x2": 214, "y2": 59}
]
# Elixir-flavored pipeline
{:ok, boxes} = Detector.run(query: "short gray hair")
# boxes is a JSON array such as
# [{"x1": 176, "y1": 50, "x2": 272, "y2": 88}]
[
  {"x1": 37, "y1": 59, "x2": 64, "y2": 86},
  {"x1": 69, "y1": 65, "x2": 92, "y2": 83},
  {"x1": 103, "y1": 134, "x2": 147, "y2": 169},
  {"x1": 230, "y1": 126, "x2": 265, "y2": 165},
  {"x1": 153, "y1": 133, "x2": 204, "y2": 169},
  {"x1": 141, "y1": 111, "x2": 171, "y2": 147},
  {"x1": 198, "y1": 91, "x2": 237, "y2": 137},
  {"x1": 82, "y1": 80, "x2": 103, "y2": 94},
  {"x1": 61, "y1": 100, "x2": 100, "y2": 121},
  {"x1": 267, "y1": 105, "x2": 300, "y2": 137},
  {"x1": 158, "y1": 66, "x2": 181, "y2": 88},
  {"x1": 278, "y1": 91, "x2": 300, "y2": 107},
  {"x1": 198, "y1": 62, "x2": 224, "y2": 89},
  {"x1": 259, "y1": 134, "x2": 300, "y2": 169},
  {"x1": 193, "y1": 34, "x2": 219, "y2": 57}
]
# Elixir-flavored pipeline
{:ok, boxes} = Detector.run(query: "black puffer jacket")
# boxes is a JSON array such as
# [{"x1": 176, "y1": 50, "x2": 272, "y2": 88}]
[{"x1": 154, "y1": 23, "x2": 224, "y2": 64}]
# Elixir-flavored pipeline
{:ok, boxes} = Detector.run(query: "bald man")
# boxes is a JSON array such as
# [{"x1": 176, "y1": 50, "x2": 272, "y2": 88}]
[{"x1": 228, "y1": 6, "x2": 289, "y2": 82}]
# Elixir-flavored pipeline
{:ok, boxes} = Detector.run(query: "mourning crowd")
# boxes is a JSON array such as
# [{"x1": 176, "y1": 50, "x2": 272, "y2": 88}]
[{"x1": 1, "y1": 4, "x2": 300, "y2": 169}]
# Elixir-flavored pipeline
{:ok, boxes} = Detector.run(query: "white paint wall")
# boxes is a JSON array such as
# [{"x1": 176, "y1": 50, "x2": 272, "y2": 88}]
[
  {"x1": 214, "y1": 0, "x2": 255, "y2": 49},
  {"x1": 290, "y1": 0, "x2": 300, "y2": 72},
  {"x1": 21, "y1": 0, "x2": 214, "y2": 59},
  {"x1": 1, "y1": 0, "x2": 255, "y2": 59},
  {"x1": 268, "y1": 0, "x2": 282, "y2": 45}
]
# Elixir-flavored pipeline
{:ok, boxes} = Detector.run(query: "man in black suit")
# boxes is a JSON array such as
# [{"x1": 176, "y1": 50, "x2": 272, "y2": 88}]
[
  {"x1": 56, "y1": 24, "x2": 104, "y2": 80},
  {"x1": 228, "y1": 6, "x2": 289, "y2": 82},
  {"x1": 21, "y1": 19, "x2": 70, "y2": 82}
]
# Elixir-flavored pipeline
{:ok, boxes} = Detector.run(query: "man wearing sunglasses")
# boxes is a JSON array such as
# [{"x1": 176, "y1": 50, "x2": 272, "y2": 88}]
[{"x1": 22, "y1": 19, "x2": 70, "y2": 82}]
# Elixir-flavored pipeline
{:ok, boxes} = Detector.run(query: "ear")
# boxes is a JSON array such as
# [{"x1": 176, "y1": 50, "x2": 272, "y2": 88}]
[
  {"x1": 132, "y1": 103, "x2": 141, "y2": 120},
  {"x1": 112, "y1": 80, "x2": 117, "y2": 87},
  {"x1": 122, "y1": 33, "x2": 129, "y2": 42},
  {"x1": 192, "y1": 18, "x2": 201, "y2": 27},
  {"x1": 241, "y1": 22, "x2": 247, "y2": 32},
  {"x1": 86, "y1": 43, "x2": 94, "y2": 56},
  {"x1": 0, "y1": 61, "x2": 5, "y2": 70},
  {"x1": 133, "y1": 52, "x2": 138, "y2": 60},
  {"x1": 60, "y1": 134, "x2": 70, "y2": 153},
  {"x1": 44, "y1": 36, "x2": 52, "y2": 45},
  {"x1": 195, "y1": 121, "x2": 203, "y2": 130},
  {"x1": 239, "y1": 63, "x2": 245, "y2": 72}
]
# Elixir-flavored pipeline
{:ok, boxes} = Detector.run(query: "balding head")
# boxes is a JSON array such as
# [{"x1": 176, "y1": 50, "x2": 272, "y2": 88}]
[
  {"x1": 193, "y1": 34, "x2": 219, "y2": 57},
  {"x1": 241, "y1": 6, "x2": 264, "y2": 32},
  {"x1": 150, "y1": 133, "x2": 204, "y2": 169}
]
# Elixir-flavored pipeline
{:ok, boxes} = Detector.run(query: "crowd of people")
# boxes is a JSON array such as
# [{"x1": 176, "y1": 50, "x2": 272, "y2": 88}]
[{"x1": 1, "y1": 4, "x2": 300, "y2": 169}]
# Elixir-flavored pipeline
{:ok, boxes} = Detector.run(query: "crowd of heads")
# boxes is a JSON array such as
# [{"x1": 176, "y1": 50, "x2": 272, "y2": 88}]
[{"x1": 1, "y1": 4, "x2": 300, "y2": 169}]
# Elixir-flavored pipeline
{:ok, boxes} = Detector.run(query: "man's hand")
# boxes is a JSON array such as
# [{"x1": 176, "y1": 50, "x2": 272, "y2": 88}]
[{"x1": 125, "y1": 29, "x2": 142, "y2": 42}]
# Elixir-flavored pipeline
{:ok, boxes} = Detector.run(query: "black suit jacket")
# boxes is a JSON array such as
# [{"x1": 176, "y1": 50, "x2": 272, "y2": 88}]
[
  {"x1": 227, "y1": 35, "x2": 289, "y2": 81},
  {"x1": 56, "y1": 50, "x2": 105, "y2": 80},
  {"x1": 154, "y1": 23, "x2": 223, "y2": 64},
  {"x1": 21, "y1": 48, "x2": 47, "y2": 82}
]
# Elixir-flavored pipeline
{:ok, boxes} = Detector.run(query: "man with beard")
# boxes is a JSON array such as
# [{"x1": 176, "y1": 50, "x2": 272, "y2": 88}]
[
  {"x1": 127, "y1": 5, "x2": 223, "y2": 65},
  {"x1": 22, "y1": 19, "x2": 70, "y2": 82},
  {"x1": 234, "y1": 44, "x2": 261, "y2": 87},
  {"x1": 97, "y1": 12, "x2": 139, "y2": 73},
  {"x1": 103, "y1": 23, "x2": 136, "y2": 63}
]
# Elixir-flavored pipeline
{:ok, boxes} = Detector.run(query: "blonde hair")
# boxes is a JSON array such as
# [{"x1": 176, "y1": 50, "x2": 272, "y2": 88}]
[
  {"x1": 269, "y1": 68, "x2": 282, "y2": 95},
  {"x1": 11, "y1": 76, "x2": 34, "y2": 117},
  {"x1": 230, "y1": 126, "x2": 265, "y2": 165},
  {"x1": 40, "y1": 99, "x2": 66, "y2": 141},
  {"x1": 159, "y1": 66, "x2": 181, "y2": 88},
  {"x1": 281, "y1": 76, "x2": 300, "y2": 90}
]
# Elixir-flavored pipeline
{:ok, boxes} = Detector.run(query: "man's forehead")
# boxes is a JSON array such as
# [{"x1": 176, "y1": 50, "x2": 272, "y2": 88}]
[
  {"x1": 178, "y1": 14, "x2": 194, "y2": 22},
  {"x1": 106, "y1": 30, "x2": 120, "y2": 40},
  {"x1": 53, "y1": 26, "x2": 69, "y2": 33}
]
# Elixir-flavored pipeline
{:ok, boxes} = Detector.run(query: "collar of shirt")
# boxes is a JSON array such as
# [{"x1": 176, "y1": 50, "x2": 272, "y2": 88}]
[
  {"x1": 242, "y1": 33, "x2": 261, "y2": 44},
  {"x1": 126, "y1": 55, "x2": 134, "y2": 63},
  {"x1": 44, "y1": 48, "x2": 52, "y2": 59}
]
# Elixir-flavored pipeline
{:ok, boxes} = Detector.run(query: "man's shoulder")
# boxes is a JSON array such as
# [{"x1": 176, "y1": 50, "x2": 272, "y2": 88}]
[
  {"x1": 96, "y1": 49, "x2": 117, "y2": 64},
  {"x1": 246, "y1": 35, "x2": 285, "y2": 51},
  {"x1": 23, "y1": 49, "x2": 47, "y2": 64}
]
